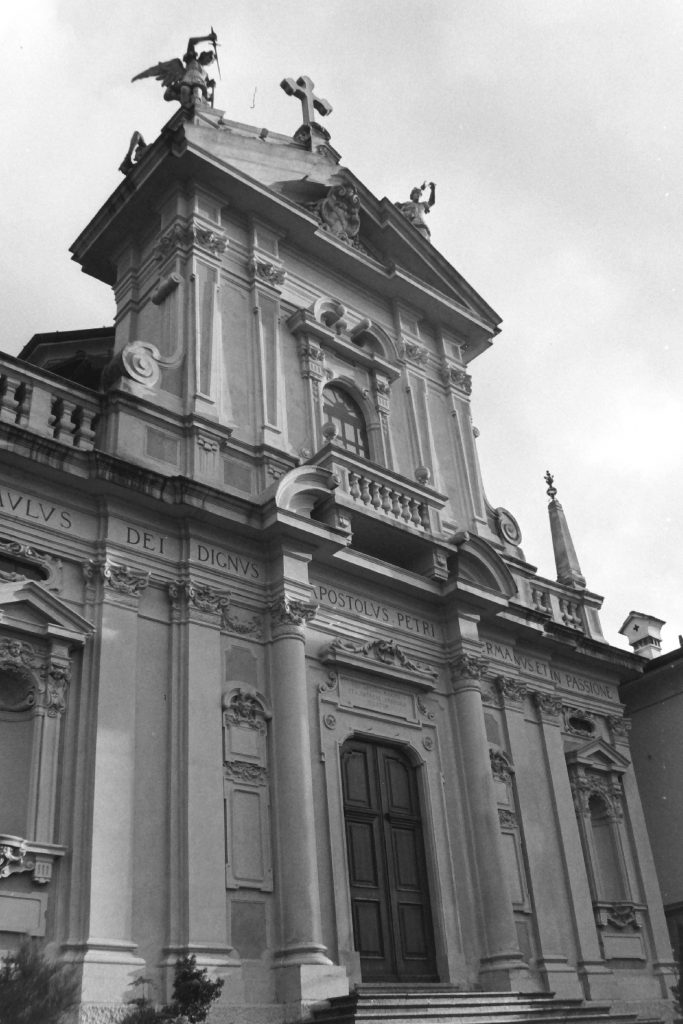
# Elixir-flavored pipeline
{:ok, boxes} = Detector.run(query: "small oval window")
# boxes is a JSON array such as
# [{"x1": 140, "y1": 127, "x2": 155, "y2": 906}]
[{"x1": 568, "y1": 715, "x2": 595, "y2": 736}]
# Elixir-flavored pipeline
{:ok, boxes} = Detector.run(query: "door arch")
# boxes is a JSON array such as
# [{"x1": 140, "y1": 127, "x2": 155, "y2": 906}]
[{"x1": 340, "y1": 736, "x2": 438, "y2": 982}]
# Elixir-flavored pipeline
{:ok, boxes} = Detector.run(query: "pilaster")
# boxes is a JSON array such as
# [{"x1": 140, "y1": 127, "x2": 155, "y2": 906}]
[
  {"x1": 530, "y1": 691, "x2": 614, "y2": 1000},
  {"x1": 75, "y1": 558, "x2": 150, "y2": 1004},
  {"x1": 501, "y1": 683, "x2": 584, "y2": 998},
  {"x1": 165, "y1": 579, "x2": 240, "y2": 990},
  {"x1": 248, "y1": 222, "x2": 288, "y2": 449}
]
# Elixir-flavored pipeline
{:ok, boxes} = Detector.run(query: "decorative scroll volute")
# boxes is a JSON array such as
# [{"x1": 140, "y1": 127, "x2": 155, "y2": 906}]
[{"x1": 494, "y1": 675, "x2": 527, "y2": 706}]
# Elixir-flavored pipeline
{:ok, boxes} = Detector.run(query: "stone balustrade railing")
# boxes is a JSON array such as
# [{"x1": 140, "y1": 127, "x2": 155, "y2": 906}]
[
  {"x1": 313, "y1": 445, "x2": 447, "y2": 534},
  {"x1": 0, "y1": 358, "x2": 100, "y2": 451}
]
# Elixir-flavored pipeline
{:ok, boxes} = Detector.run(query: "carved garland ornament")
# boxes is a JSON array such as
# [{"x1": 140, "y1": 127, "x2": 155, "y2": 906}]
[
  {"x1": 494, "y1": 675, "x2": 527, "y2": 705},
  {"x1": 532, "y1": 691, "x2": 563, "y2": 718},
  {"x1": 157, "y1": 221, "x2": 228, "y2": 258},
  {"x1": 224, "y1": 760, "x2": 267, "y2": 785},
  {"x1": 83, "y1": 559, "x2": 151, "y2": 596},
  {"x1": 326, "y1": 637, "x2": 437, "y2": 679},
  {"x1": 169, "y1": 581, "x2": 261, "y2": 635}
]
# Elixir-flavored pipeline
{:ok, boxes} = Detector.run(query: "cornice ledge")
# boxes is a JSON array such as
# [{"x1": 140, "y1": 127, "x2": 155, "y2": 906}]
[{"x1": 320, "y1": 638, "x2": 438, "y2": 690}]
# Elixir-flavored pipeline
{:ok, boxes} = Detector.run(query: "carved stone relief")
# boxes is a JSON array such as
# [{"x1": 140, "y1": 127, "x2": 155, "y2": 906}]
[
  {"x1": 324, "y1": 637, "x2": 437, "y2": 680},
  {"x1": 84, "y1": 559, "x2": 150, "y2": 597},
  {"x1": 441, "y1": 362, "x2": 472, "y2": 395},
  {"x1": 569, "y1": 767, "x2": 624, "y2": 821},
  {"x1": 0, "y1": 538, "x2": 63, "y2": 592},
  {"x1": 169, "y1": 581, "x2": 261, "y2": 635},
  {"x1": 0, "y1": 637, "x2": 71, "y2": 717},
  {"x1": 222, "y1": 687, "x2": 272, "y2": 891},
  {"x1": 563, "y1": 705, "x2": 597, "y2": 738},
  {"x1": 401, "y1": 341, "x2": 429, "y2": 367},
  {"x1": 532, "y1": 691, "x2": 563, "y2": 719},
  {"x1": 494, "y1": 675, "x2": 527, "y2": 706},
  {"x1": 309, "y1": 183, "x2": 362, "y2": 249},
  {"x1": 248, "y1": 256, "x2": 286, "y2": 288},
  {"x1": 451, "y1": 652, "x2": 488, "y2": 682},
  {"x1": 489, "y1": 748, "x2": 514, "y2": 783},
  {"x1": 157, "y1": 220, "x2": 228, "y2": 259},
  {"x1": 269, "y1": 597, "x2": 317, "y2": 629}
]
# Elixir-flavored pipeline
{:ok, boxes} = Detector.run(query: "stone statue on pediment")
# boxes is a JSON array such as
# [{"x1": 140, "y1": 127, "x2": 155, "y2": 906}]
[
  {"x1": 396, "y1": 181, "x2": 436, "y2": 238},
  {"x1": 132, "y1": 30, "x2": 220, "y2": 108}
]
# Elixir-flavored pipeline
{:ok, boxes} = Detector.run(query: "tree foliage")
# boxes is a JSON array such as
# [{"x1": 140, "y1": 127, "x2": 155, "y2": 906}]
[
  {"x1": 0, "y1": 940, "x2": 79, "y2": 1024},
  {"x1": 122, "y1": 954, "x2": 224, "y2": 1023}
]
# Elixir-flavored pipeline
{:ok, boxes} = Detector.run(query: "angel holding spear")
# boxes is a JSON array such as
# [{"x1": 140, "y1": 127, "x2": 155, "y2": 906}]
[{"x1": 132, "y1": 30, "x2": 220, "y2": 108}]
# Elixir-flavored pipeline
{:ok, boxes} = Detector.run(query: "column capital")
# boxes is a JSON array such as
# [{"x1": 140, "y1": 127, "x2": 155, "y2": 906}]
[
  {"x1": 450, "y1": 651, "x2": 488, "y2": 689},
  {"x1": 269, "y1": 596, "x2": 317, "y2": 638}
]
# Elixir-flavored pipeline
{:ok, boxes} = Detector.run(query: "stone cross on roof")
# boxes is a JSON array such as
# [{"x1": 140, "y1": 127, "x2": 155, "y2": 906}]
[{"x1": 280, "y1": 75, "x2": 333, "y2": 125}]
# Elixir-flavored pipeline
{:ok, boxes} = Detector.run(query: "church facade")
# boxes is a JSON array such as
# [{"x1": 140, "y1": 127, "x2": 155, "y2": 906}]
[{"x1": 0, "y1": 81, "x2": 676, "y2": 1023}]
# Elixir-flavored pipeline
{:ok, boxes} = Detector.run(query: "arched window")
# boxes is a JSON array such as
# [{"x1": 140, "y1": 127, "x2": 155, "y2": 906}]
[{"x1": 322, "y1": 385, "x2": 369, "y2": 459}]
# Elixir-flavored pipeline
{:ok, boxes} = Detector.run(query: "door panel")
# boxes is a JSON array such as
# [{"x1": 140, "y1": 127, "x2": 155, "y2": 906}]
[{"x1": 341, "y1": 738, "x2": 437, "y2": 982}]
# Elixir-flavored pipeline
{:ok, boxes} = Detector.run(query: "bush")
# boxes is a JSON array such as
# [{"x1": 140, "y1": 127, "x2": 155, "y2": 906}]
[
  {"x1": 122, "y1": 954, "x2": 224, "y2": 1023},
  {"x1": 0, "y1": 939, "x2": 79, "y2": 1024}
]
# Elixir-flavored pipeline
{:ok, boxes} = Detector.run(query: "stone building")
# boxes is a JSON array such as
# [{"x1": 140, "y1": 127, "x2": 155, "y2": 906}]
[
  {"x1": 620, "y1": 624, "x2": 683, "y2": 962},
  {"x1": 0, "y1": 73, "x2": 676, "y2": 1022}
]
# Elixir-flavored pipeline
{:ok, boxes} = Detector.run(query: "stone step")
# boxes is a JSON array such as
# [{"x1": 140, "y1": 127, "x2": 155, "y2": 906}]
[
  {"x1": 310, "y1": 989, "x2": 661, "y2": 1024},
  {"x1": 313, "y1": 1012, "x2": 629, "y2": 1024}
]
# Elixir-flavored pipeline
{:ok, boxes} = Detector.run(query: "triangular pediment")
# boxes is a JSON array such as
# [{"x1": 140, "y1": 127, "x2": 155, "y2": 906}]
[
  {"x1": 0, "y1": 580, "x2": 93, "y2": 641},
  {"x1": 72, "y1": 111, "x2": 500, "y2": 355},
  {"x1": 565, "y1": 737, "x2": 630, "y2": 772}
]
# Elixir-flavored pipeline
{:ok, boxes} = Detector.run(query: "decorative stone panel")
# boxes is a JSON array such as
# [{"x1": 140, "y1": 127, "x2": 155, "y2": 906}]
[{"x1": 222, "y1": 687, "x2": 272, "y2": 891}]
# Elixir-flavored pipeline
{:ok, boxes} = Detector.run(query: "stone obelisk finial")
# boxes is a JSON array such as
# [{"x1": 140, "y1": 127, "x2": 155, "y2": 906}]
[{"x1": 544, "y1": 471, "x2": 586, "y2": 589}]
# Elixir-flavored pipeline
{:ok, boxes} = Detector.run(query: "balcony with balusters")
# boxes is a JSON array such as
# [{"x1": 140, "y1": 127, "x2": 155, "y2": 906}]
[
  {"x1": 0, "y1": 356, "x2": 100, "y2": 454},
  {"x1": 307, "y1": 442, "x2": 453, "y2": 579}
]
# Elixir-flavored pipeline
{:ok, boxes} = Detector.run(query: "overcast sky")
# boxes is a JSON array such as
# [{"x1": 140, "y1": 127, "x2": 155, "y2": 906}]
[{"x1": 2, "y1": 1, "x2": 682, "y2": 653}]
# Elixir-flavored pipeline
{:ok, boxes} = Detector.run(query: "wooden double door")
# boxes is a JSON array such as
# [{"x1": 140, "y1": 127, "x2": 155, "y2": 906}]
[{"x1": 341, "y1": 737, "x2": 438, "y2": 982}]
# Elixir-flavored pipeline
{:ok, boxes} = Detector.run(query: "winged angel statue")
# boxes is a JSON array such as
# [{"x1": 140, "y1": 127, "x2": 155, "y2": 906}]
[{"x1": 132, "y1": 31, "x2": 220, "y2": 109}]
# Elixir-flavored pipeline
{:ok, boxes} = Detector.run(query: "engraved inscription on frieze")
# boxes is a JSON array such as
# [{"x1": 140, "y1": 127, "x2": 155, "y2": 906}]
[
  {"x1": 311, "y1": 582, "x2": 438, "y2": 639},
  {"x1": 482, "y1": 639, "x2": 618, "y2": 702},
  {"x1": 339, "y1": 679, "x2": 416, "y2": 721}
]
